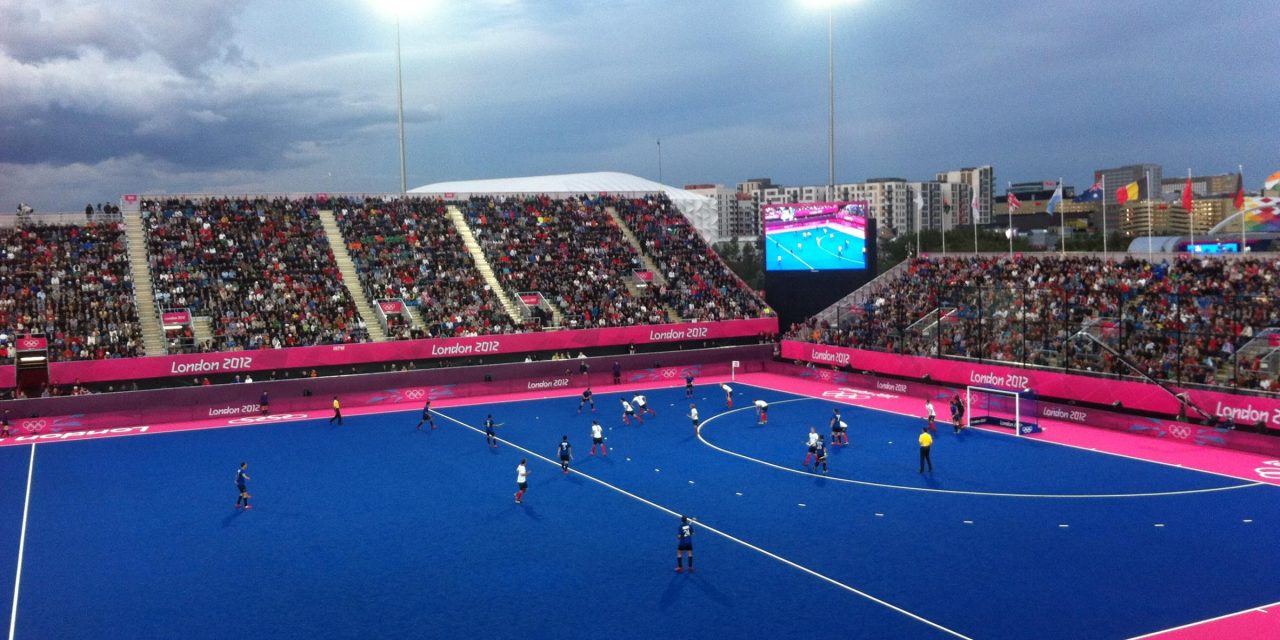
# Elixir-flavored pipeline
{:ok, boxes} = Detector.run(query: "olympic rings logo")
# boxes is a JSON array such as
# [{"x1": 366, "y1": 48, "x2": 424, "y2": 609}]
[
  {"x1": 818, "y1": 370, "x2": 832, "y2": 381},
  {"x1": 821, "y1": 388, "x2": 872, "y2": 401},
  {"x1": 21, "y1": 419, "x2": 47, "y2": 430},
  {"x1": 1257, "y1": 461, "x2": 1280, "y2": 480},
  {"x1": 403, "y1": 388, "x2": 426, "y2": 400},
  {"x1": 661, "y1": 369, "x2": 677, "y2": 379},
  {"x1": 229, "y1": 413, "x2": 306, "y2": 424},
  {"x1": 19, "y1": 339, "x2": 43, "y2": 349},
  {"x1": 1168, "y1": 425, "x2": 1192, "y2": 439}
]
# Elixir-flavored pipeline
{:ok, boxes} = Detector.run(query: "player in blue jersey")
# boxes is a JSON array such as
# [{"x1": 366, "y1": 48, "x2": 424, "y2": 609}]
[
  {"x1": 684, "y1": 373, "x2": 695, "y2": 399},
  {"x1": 830, "y1": 408, "x2": 848, "y2": 446},
  {"x1": 235, "y1": 462, "x2": 252, "y2": 510},
  {"x1": 949, "y1": 394, "x2": 965, "y2": 433},
  {"x1": 557, "y1": 436, "x2": 573, "y2": 474},
  {"x1": 259, "y1": 391, "x2": 270, "y2": 416},
  {"x1": 577, "y1": 387, "x2": 596, "y2": 413},
  {"x1": 485, "y1": 414, "x2": 501, "y2": 448},
  {"x1": 814, "y1": 435, "x2": 829, "y2": 474},
  {"x1": 415, "y1": 399, "x2": 436, "y2": 430},
  {"x1": 675, "y1": 516, "x2": 694, "y2": 573}
]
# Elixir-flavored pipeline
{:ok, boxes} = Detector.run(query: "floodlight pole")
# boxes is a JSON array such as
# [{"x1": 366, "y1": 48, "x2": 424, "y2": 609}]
[
  {"x1": 827, "y1": 6, "x2": 835, "y2": 202},
  {"x1": 395, "y1": 16, "x2": 408, "y2": 195}
]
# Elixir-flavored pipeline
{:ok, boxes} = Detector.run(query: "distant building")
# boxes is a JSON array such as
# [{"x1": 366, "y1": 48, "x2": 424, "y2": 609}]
[
  {"x1": 836, "y1": 178, "x2": 912, "y2": 235},
  {"x1": 1160, "y1": 173, "x2": 1241, "y2": 199},
  {"x1": 685, "y1": 183, "x2": 745, "y2": 243},
  {"x1": 935, "y1": 166, "x2": 994, "y2": 225},
  {"x1": 1096, "y1": 164, "x2": 1163, "y2": 205}
]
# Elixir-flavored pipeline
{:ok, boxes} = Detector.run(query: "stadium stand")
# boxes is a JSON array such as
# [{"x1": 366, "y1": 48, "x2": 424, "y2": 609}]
[
  {"x1": 787, "y1": 254, "x2": 1280, "y2": 394},
  {"x1": 141, "y1": 197, "x2": 370, "y2": 351},
  {"x1": 331, "y1": 196, "x2": 513, "y2": 338},
  {"x1": 605, "y1": 194, "x2": 769, "y2": 321},
  {"x1": 0, "y1": 222, "x2": 144, "y2": 362},
  {"x1": 462, "y1": 195, "x2": 668, "y2": 328}
]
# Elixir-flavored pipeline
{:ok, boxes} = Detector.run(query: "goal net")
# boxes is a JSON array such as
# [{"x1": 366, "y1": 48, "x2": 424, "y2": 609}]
[{"x1": 965, "y1": 386, "x2": 1041, "y2": 435}]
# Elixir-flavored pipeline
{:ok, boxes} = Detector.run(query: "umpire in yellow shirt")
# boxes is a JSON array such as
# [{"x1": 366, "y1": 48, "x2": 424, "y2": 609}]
[{"x1": 918, "y1": 426, "x2": 933, "y2": 473}]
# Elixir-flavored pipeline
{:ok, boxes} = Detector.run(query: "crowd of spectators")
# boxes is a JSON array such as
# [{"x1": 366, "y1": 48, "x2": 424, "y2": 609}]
[
  {"x1": 788, "y1": 254, "x2": 1280, "y2": 394},
  {"x1": 142, "y1": 197, "x2": 370, "y2": 350},
  {"x1": 332, "y1": 196, "x2": 513, "y2": 338},
  {"x1": 464, "y1": 195, "x2": 667, "y2": 328},
  {"x1": 605, "y1": 194, "x2": 769, "y2": 321},
  {"x1": 0, "y1": 223, "x2": 144, "y2": 361}
]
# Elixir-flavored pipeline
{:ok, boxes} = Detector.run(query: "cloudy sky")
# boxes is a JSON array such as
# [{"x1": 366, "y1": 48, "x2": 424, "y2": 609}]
[{"x1": 2, "y1": 0, "x2": 1276, "y2": 212}]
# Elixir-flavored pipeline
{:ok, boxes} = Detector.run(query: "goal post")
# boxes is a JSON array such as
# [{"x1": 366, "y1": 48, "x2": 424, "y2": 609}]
[{"x1": 965, "y1": 386, "x2": 1041, "y2": 435}]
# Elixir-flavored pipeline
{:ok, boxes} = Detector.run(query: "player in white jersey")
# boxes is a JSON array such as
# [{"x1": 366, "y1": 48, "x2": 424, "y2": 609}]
[
  {"x1": 720, "y1": 383, "x2": 733, "y2": 409},
  {"x1": 688, "y1": 404, "x2": 700, "y2": 432},
  {"x1": 632, "y1": 394, "x2": 656, "y2": 417},
  {"x1": 754, "y1": 399, "x2": 769, "y2": 425},
  {"x1": 804, "y1": 427, "x2": 820, "y2": 468},
  {"x1": 514, "y1": 459, "x2": 530, "y2": 504},
  {"x1": 590, "y1": 420, "x2": 607, "y2": 456},
  {"x1": 621, "y1": 398, "x2": 641, "y2": 425}
]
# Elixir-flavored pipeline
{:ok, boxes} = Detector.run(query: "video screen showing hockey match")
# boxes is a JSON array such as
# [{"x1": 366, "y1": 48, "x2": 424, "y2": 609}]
[{"x1": 763, "y1": 201, "x2": 869, "y2": 271}]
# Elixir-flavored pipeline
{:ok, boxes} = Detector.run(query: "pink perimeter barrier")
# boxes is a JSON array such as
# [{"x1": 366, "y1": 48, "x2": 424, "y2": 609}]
[
  {"x1": 0, "y1": 347, "x2": 769, "y2": 443},
  {"x1": 782, "y1": 341, "x2": 1280, "y2": 433},
  {"x1": 0, "y1": 318, "x2": 777, "y2": 388}
]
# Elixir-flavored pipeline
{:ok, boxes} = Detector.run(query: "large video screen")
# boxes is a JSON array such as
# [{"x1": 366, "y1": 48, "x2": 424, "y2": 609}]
[{"x1": 763, "y1": 201, "x2": 869, "y2": 271}]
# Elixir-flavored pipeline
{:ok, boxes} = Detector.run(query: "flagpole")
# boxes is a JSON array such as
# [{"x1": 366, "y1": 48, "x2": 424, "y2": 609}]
[
  {"x1": 1007, "y1": 181, "x2": 1013, "y2": 257},
  {"x1": 972, "y1": 188, "x2": 978, "y2": 256},
  {"x1": 1101, "y1": 174, "x2": 1108, "y2": 258},
  {"x1": 1058, "y1": 177, "x2": 1065, "y2": 256},
  {"x1": 1152, "y1": 168, "x2": 1162, "y2": 263},
  {"x1": 914, "y1": 189, "x2": 921, "y2": 258},
  {"x1": 1239, "y1": 164, "x2": 1246, "y2": 252},
  {"x1": 1187, "y1": 168, "x2": 1193, "y2": 250},
  {"x1": 942, "y1": 195, "x2": 948, "y2": 257}
]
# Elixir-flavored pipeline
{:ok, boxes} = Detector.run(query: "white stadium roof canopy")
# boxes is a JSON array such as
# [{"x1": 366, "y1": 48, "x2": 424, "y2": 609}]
[{"x1": 411, "y1": 171, "x2": 719, "y2": 242}]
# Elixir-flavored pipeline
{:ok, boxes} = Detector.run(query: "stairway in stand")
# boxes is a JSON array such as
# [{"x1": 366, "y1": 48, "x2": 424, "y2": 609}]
[
  {"x1": 445, "y1": 205, "x2": 540, "y2": 325},
  {"x1": 603, "y1": 206, "x2": 681, "y2": 322},
  {"x1": 316, "y1": 210, "x2": 388, "y2": 342},
  {"x1": 122, "y1": 212, "x2": 167, "y2": 355}
]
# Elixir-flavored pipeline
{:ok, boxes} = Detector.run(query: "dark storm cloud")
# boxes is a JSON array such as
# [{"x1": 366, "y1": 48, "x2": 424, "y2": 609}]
[
  {"x1": 0, "y1": 0, "x2": 250, "y2": 77},
  {"x1": 2, "y1": 0, "x2": 1277, "y2": 213}
]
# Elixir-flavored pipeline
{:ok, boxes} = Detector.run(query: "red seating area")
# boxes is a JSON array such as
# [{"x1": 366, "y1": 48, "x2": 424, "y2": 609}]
[
  {"x1": 606, "y1": 194, "x2": 768, "y2": 321},
  {"x1": 332, "y1": 196, "x2": 510, "y2": 338},
  {"x1": 464, "y1": 195, "x2": 667, "y2": 328},
  {"x1": 0, "y1": 223, "x2": 143, "y2": 362},
  {"x1": 142, "y1": 197, "x2": 369, "y2": 350}
]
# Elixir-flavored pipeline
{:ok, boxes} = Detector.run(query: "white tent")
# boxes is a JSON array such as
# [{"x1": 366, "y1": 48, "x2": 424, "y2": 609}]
[{"x1": 410, "y1": 171, "x2": 718, "y2": 243}]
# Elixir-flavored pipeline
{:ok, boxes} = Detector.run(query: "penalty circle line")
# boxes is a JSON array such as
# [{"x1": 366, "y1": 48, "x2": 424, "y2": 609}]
[{"x1": 696, "y1": 399, "x2": 1262, "y2": 499}]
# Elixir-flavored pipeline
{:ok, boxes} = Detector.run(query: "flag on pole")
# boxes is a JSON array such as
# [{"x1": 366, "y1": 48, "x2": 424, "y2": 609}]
[
  {"x1": 1266, "y1": 170, "x2": 1280, "y2": 192},
  {"x1": 1007, "y1": 192, "x2": 1022, "y2": 211},
  {"x1": 1234, "y1": 173, "x2": 1245, "y2": 209},
  {"x1": 1181, "y1": 174, "x2": 1194, "y2": 212},
  {"x1": 1046, "y1": 182, "x2": 1063, "y2": 214},
  {"x1": 1073, "y1": 181, "x2": 1103, "y2": 203},
  {"x1": 1116, "y1": 181, "x2": 1139, "y2": 206},
  {"x1": 970, "y1": 191, "x2": 980, "y2": 223}
]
